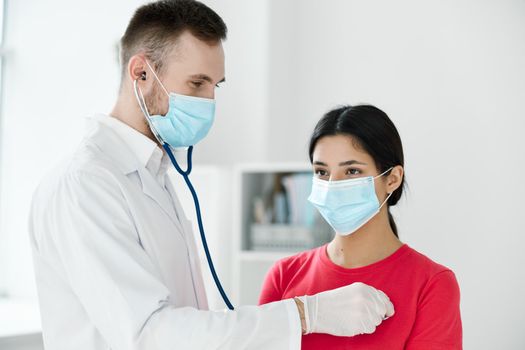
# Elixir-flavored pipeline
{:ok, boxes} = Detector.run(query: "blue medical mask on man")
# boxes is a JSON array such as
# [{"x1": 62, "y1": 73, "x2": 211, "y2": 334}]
[
  {"x1": 308, "y1": 168, "x2": 393, "y2": 236},
  {"x1": 133, "y1": 60, "x2": 216, "y2": 148}
]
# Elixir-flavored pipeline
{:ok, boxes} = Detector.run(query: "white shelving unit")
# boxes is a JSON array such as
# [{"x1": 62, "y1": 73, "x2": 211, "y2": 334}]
[{"x1": 231, "y1": 163, "x2": 332, "y2": 306}]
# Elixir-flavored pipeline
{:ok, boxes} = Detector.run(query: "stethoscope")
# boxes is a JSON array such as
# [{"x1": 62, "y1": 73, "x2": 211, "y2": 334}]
[
  {"x1": 133, "y1": 78, "x2": 234, "y2": 311},
  {"x1": 163, "y1": 144, "x2": 234, "y2": 311}
]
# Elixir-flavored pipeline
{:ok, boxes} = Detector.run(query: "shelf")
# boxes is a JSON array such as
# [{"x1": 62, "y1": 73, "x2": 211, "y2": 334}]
[{"x1": 232, "y1": 163, "x2": 332, "y2": 305}]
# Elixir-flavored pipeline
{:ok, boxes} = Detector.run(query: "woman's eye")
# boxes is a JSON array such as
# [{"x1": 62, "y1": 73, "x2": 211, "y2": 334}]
[
  {"x1": 346, "y1": 168, "x2": 361, "y2": 176},
  {"x1": 315, "y1": 169, "x2": 328, "y2": 177}
]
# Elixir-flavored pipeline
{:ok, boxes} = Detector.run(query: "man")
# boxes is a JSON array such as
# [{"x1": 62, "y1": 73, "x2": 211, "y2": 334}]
[{"x1": 29, "y1": 1, "x2": 394, "y2": 349}]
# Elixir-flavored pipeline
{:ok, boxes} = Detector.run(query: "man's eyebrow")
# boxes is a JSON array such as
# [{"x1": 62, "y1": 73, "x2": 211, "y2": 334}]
[{"x1": 189, "y1": 74, "x2": 225, "y2": 84}]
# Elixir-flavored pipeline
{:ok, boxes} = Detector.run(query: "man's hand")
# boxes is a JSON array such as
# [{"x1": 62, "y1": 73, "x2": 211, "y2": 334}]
[{"x1": 294, "y1": 282, "x2": 394, "y2": 337}]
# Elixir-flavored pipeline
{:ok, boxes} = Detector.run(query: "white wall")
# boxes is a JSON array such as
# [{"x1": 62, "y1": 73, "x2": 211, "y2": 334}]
[
  {"x1": 0, "y1": 0, "x2": 139, "y2": 298},
  {"x1": 266, "y1": 1, "x2": 525, "y2": 349}
]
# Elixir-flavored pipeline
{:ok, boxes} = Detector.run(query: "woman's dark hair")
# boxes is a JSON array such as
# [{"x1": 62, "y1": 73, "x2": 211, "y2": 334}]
[{"x1": 308, "y1": 105, "x2": 405, "y2": 237}]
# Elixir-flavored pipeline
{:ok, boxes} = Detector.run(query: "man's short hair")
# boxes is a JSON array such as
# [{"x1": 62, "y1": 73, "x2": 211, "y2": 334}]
[{"x1": 120, "y1": 0, "x2": 227, "y2": 79}]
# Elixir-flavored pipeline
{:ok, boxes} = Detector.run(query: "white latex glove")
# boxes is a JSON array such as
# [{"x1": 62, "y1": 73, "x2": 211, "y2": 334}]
[{"x1": 297, "y1": 282, "x2": 394, "y2": 337}]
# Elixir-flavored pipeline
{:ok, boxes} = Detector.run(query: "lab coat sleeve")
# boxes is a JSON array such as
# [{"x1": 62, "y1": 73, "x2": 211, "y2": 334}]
[{"x1": 41, "y1": 171, "x2": 301, "y2": 350}]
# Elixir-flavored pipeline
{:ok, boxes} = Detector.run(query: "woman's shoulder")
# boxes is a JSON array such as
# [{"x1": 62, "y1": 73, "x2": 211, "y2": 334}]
[
  {"x1": 259, "y1": 246, "x2": 323, "y2": 304},
  {"x1": 272, "y1": 246, "x2": 324, "y2": 275},
  {"x1": 405, "y1": 245, "x2": 459, "y2": 287},
  {"x1": 403, "y1": 247, "x2": 462, "y2": 347}
]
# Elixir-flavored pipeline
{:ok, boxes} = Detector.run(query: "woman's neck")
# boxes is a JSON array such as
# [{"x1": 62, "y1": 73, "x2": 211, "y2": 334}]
[{"x1": 326, "y1": 209, "x2": 403, "y2": 269}]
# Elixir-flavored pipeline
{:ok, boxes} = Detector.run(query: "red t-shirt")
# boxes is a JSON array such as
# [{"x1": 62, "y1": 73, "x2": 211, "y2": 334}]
[{"x1": 259, "y1": 244, "x2": 462, "y2": 350}]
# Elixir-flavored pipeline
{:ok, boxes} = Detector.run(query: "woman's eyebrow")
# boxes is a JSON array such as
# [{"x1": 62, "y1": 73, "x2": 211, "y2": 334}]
[
  {"x1": 313, "y1": 160, "x2": 367, "y2": 166},
  {"x1": 339, "y1": 160, "x2": 367, "y2": 166},
  {"x1": 313, "y1": 161, "x2": 327, "y2": 166}
]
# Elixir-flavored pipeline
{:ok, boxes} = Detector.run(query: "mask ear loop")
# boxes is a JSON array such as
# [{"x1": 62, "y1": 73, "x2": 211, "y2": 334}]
[
  {"x1": 378, "y1": 192, "x2": 393, "y2": 210},
  {"x1": 133, "y1": 78, "x2": 151, "y2": 118},
  {"x1": 374, "y1": 166, "x2": 394, "y2": 179},
  {"x1": 375, "y1": 166, "x2": 395, "y2": 209},
  {"x1": 144, "y1": 60, "x2": 170, "y2": 97},
  {"x1": 133, "y1": 78, "x2": 166, "y2": 146}
]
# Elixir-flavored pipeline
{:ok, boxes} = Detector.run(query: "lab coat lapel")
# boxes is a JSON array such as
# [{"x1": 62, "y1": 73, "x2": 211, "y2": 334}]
[
  {"x1": 88, "y1": 119, "x2": 184, "y2": 234},
  {"x1": 181, "y1": 218, "x2": 209, "y2": 310},
  {"x1": 136, "y1": 167, "x2": 185, "y2": 234},
  {"x1": 165, "y1": 176, "x2": 209, "y2": 310}
]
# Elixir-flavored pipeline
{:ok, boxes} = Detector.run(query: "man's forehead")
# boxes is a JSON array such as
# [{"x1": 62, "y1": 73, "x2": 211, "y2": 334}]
[
  {"x1": 163, "y1": 41, "x2": 225, "y2": 82},
  {"x1": 166, "y1": 31, "x2": 224, "y2": 60}
]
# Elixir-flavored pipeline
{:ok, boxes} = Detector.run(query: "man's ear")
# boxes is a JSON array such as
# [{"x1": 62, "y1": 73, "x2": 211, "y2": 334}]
[
  {"x1": 128, "y1": 55, "x2": 152, "y2": 90},
  {"x1": 386, "y1": 165, "x2": 404, "y2": 194}
]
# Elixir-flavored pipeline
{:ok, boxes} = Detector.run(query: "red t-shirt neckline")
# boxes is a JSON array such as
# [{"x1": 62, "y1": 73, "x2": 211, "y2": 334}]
[{"x1": 317, "y1": 243, "x2": 410, "y2": 275}]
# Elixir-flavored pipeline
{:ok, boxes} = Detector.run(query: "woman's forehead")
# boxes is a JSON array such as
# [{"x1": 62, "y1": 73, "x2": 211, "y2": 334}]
[{"x1": 314, "y1": 135, "x2": 370, "y2": 159}]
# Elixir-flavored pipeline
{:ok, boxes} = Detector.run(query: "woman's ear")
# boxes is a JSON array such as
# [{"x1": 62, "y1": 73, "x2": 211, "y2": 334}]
[{"x1": 386, "y1": 165, "x2": 404, "y2": 194}]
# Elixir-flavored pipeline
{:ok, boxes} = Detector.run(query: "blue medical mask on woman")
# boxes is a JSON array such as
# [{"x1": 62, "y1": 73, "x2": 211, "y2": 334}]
[
  {"x1": 133, "y1": 60, "x2": 216, "y2": 148},
  {"x1": 308, "y1": 168, "x2": 393, "y2": 236}
]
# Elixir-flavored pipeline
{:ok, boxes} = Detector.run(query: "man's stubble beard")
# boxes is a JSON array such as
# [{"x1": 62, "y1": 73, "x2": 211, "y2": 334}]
[
  {"x1": 144, "y1": 82, "x2": 167, "y2": 117},
  {"x1": 142, "y1": 82, "x2": 166, "y2": 142}
]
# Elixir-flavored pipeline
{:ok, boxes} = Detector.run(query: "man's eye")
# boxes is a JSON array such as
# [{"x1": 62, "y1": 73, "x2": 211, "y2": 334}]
[{"x1": 191, "y1": 81, "x2": 203, "y2": 88}]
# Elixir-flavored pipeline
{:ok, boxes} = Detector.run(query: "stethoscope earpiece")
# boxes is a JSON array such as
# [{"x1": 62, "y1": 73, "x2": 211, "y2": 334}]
[{"x1": 140, "y1": 72, "x2": 146, "y2": 81}]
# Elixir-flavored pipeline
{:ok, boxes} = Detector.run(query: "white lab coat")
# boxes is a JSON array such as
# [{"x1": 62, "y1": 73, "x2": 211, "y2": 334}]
[{"x1": 29, "y1": 116, "x2": 301, "y2": 350}]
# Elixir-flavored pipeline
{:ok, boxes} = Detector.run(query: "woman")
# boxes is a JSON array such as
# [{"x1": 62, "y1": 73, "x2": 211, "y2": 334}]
[{"x1": 259, "y1": 105, "x2": 462, "y2": 349}]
